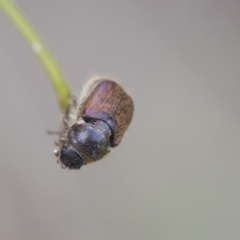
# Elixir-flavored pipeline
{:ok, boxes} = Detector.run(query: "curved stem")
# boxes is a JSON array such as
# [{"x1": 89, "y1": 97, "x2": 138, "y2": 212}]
[{"x1": 0, "y1": 0, "x2": 71, "y2": 112}]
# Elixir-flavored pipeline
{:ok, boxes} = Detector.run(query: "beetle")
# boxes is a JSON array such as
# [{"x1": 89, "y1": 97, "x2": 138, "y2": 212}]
[{"x1": 52, "y1": 76, "x2": 134, "y2": 169}]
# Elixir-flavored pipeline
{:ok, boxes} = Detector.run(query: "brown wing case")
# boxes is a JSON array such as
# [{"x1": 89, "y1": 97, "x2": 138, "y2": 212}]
[{"x1": 78, "y1": 78, "x2": 134, "y2": 147}]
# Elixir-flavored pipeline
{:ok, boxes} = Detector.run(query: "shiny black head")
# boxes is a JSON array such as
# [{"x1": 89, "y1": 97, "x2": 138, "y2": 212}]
[
  {"x1": 59, "y1": 145, "x2": 84, "y2": 169},
  {"x1": 67, "y1": 120, "x2": 111, "y2": 163}
]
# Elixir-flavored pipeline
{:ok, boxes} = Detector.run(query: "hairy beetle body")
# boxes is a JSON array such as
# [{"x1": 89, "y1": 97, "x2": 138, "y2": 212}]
[{"x1": 53, "y1": 77, "x2": 134, "y2": 170}]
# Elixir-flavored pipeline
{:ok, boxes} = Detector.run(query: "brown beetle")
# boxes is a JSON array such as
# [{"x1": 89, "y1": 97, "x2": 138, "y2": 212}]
[{"x1": 53, "y1": 76, "x2": 134, "y2": 169}]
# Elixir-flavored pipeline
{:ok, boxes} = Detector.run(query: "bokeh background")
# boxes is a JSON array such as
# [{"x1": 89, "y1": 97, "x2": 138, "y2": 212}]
[{"x1": 0, "y1": 0, "x2": 240, "y2": 239}]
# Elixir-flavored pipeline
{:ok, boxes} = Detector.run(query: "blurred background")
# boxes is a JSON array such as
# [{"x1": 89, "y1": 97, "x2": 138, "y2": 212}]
[{"x1": 0, "y1": 0, "x2": 240, "y2": 239}]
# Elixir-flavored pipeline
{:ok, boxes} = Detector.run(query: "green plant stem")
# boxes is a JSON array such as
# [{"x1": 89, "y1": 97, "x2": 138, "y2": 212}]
[{"x1": 0, "y1": 0, "x2": 71, "y2": 112}]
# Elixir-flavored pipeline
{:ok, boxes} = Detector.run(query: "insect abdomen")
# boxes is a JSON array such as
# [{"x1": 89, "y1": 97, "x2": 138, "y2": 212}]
[{"x1": 79, "y1": 78, "x2": 134, "y2": 147}]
